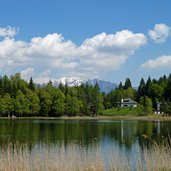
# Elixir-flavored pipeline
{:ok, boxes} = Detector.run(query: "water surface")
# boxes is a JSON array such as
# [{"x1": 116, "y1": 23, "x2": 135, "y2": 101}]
[{"x1": 0, "y1": 119, "x2": 170, "y2": 161}]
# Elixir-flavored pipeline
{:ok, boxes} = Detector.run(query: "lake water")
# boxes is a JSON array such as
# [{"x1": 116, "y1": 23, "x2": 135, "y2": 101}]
[{"x1": 0, "y1": 119, "x2": 171, "y2": 169}]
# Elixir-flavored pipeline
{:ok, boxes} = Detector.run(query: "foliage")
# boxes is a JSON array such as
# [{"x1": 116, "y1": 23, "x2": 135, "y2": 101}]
[
  {"x1": 139, "y1": 96, "x2": 153, "y2": 114},
  {"x1": 0, "y1": 73, "x2": 171, "y2": 116},
  {"x1": 0, "y1": 74, "x2": 104, "y2": 116}
]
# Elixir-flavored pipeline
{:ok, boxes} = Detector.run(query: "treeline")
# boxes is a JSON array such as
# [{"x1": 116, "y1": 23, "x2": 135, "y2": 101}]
[
  {"x1": 0, "y1": 73, "x2": 103, "y2": 117},
  {"x1": 104, "y1": 75, "x2": 171, "y2": 115},
  {"x1": 0, "y1": 73, "x2": 171, "y2": 117}
]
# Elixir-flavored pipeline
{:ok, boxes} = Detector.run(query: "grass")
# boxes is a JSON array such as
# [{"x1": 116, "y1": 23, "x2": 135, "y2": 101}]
[
  {"x1": 1, "y1": 114, "x2": 171, "y2": 121},
  {"x1": 102, "y1": 107, "x2": 142, "y2": 116},
  {"x1": 0, "y1": 143, "x2": 171, "y2": 171}
]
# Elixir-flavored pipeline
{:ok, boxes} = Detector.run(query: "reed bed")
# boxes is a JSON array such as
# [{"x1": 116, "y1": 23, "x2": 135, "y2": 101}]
[{"x1": 0, "y1": 143, "x2": 171, "y2": 171}]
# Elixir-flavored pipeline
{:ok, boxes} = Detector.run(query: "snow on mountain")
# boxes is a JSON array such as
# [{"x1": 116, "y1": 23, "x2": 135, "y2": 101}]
[
  {"x1": 53, "y1": 77, "x2": 86, "y2": 87},
  {"x1": 52, "y1": 77, "x2": 117, "y2": 93}
]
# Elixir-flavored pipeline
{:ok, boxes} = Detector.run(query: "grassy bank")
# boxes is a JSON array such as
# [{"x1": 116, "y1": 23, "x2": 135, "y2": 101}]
[
  {"x1": 0, "y1": 143, "x2": 171, "y2": 171},
  {"x1": 60, "y1": 115, "x2": 171, "y2": 121},
  {"x1": 1, "y1": 114, "x2": 171, "y2": 121},
  {"x1": 102, "y1": 107, "x2": 143, "y2": 116}
]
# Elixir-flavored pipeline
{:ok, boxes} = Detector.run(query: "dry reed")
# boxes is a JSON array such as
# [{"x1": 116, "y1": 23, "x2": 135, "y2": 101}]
[{"x1": 0, "y1": 143, "x2": 170, "y2": 171}]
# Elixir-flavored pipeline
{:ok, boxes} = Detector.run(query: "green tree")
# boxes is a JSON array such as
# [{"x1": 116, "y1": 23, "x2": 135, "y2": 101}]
[
  {"x1": 65, "y1": 95, "x2": 80, "y2": 116},
  {"x1": 2, "y1": 75, "x2": 11, "y2": 95},
  {"x1": 137, "y1": 78, "x2": 146, "y2": 100},
  {"x1": 0, "y1": 98, "x2": 5, "y2": 116},
  {"x1": 97, "y1": 93, "x2": 104, "y2": 114},
  {"x1": 26, "y1": 89, "x2": 40, "y2": 115},
  {"x1": 28, "y1": 77, "x2": 35, "y2": 91},
  {"x1": 124, "y1": 87, "x2": 136, "y2": 99},
  {"x1": 58, "y1": 82, "x2": 65, "y2": 93},
  {"x1": 38, "y1": 89, "x2": 52, "y2": 116},
  {"x1": 140, "y1": 96, "x2": 153, "y2": 114},
  {"x1": 0, "y1": 76, "x2": 3, "y2": 96},
  {"x1": 3, "y1": 93, "x2": 14, "y2": 116},
  {"x1": 145, "y1": 76, "x2": 152, "y2": 97},
  {"x1": 160, "y1": 100, "x2": 171, "y2": 116},
  {"x1": 14, "y1": 90, "x2": 30, "y2": 116},
  {"x1": 124, "y1": 78, "x2": 132, "y2": 90},
  {"x1": 118, "y1": 82, "x2": 123, "y2": 89},
  {"x1": 165, "y1": 74, "x2": 171, "y2": 101},
  {"x1": 50, "y1": 89, "x2": 65, "y2": 116},
  {"x1": 108, "y1": 87, "x2": 136, "y2": 108},
  {"x1": 150, "y1": 83, "x2": 164, "y2": 106}
]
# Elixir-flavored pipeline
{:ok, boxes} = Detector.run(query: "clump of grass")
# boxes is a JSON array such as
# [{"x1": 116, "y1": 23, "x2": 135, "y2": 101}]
[
  {"x1": 141, "y1": 134, "x2": 171, "y2": 170},
  {"x1": 102, "y1": 107, "x2": 142, "y2": 116},
  {"x1": 0, "y1": 142, "x2": 171, "y2": 171}
]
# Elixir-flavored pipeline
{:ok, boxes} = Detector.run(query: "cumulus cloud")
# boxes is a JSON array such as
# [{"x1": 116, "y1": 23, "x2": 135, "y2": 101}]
[
  {"x1": 79, "y1": 30, "x2": 146, "y2": 71},
  {"x1": 0, "y1": 38, "x2": 28, "y2": 69},
  {"x1": 0, "y1": 26, "x2": 18, "y2": 38},
  {"x1": 141, "y1": 55, "x2": 171, "y2": 69},
  {"x1": 21, "y1": 67, "x2": 35, "y2": 80},
  {"x1": 148, "y1": 24, "x2": 171, "y2": 43},
  {"x1": 34, "y1": 69, "x2": 53, "y2": 84},
  {"x1": 0, "y1": 26, "x2": 147, "y2": 82}
]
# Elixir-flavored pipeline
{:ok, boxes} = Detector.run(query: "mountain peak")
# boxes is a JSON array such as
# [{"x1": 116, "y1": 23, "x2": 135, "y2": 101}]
[
  {"x1": 52, "y1": 77, "x2": 117, "y2": 93},
  {"x1": 86, "y1": 79, "x2": 117, "y2": 93},
  {"x1": 53, "y1": 77, "x2": 86, "y2": 87}
]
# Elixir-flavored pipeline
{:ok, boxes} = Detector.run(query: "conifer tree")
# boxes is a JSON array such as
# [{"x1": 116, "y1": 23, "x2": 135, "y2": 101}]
[
  {"x1": 118, "y1": 82, "x2": 123, "y2": 89},
  {"x1": 28, "y1": 77, "x2": 35, "y2": 91},
  {"x1": 124, "y1": 78, "x2": 132, "y2": 89},
  {"x1": 137, "y1": 78, "x2": 146, "y2": 100}
]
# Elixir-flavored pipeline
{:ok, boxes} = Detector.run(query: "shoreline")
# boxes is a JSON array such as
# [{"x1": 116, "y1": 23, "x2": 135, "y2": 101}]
[{"x1": 1, "y1": 115, "x2": 171, "y2": 121}]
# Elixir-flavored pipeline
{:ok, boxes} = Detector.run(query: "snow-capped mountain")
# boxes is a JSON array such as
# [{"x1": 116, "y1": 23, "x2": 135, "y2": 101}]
[
  {"x1": 53, "y1": 77, "x2": 87, "y2": 87},
  {"x1": 53, "y1": 77, "x2": 117, "y2": 93}
]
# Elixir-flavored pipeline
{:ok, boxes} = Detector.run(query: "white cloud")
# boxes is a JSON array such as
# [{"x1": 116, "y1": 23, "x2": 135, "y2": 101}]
[
  {"x1": 0, "y1": 27, "x2": 147, "y2": 82},
  {"x1": 21, "y1": 67, "x2": 35, "y2": 80},
  {"x1": 141, "y1": 55, "x2": 171, "y2": 69},
  {"x1": 0, "y1": 26, "x2": 18, "y2": 37},
  {"x1": 148, "y1": 24, "x2": 171, "y2": 43},
  {"x1": 0, "y1": 38, "x2": 28, "y2": 68},
  {"x1": 34, "y1": 69, "x2": 52, "y2": 84},
  {"x1": 79, "y1": 30, "x2": 146, "y2": 72}
]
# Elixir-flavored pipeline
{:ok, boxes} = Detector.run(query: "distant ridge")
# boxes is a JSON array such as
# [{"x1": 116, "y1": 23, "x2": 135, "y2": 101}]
[
  {"x1": 86, "y1": 79, "x2": 117, "y2": 93},
  {"x1": 52, "y1": 77, "x2": 117, "y2": 93}
]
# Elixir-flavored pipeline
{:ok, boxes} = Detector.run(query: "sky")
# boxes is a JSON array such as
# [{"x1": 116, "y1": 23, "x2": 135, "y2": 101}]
[{"x1": 0, "y1": 0, "x2": 171, "y2": 86}]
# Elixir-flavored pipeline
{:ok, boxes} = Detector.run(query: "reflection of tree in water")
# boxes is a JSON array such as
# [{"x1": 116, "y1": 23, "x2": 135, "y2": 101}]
[
  {"x1": 139, "y1": 121, "x2": 171, "y2": 149},
  {"x1": 0, "y1": 119, "x2": 171, "y2": 152}
]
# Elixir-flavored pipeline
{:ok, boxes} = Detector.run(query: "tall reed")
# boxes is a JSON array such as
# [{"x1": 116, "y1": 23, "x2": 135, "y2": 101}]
[{"x1": 0, "y1": 143, "x2": 170, "y2": 171}]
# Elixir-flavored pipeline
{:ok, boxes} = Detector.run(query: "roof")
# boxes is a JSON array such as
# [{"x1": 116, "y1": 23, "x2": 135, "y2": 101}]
[{"x1": 119, "y1": 98, "x2": 137, "y2": 104}]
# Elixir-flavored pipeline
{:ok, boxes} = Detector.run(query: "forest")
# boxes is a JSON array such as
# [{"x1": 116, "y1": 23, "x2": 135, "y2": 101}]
[{"x1": 0, "y1": 73, "x2": 171, "y2": 117}]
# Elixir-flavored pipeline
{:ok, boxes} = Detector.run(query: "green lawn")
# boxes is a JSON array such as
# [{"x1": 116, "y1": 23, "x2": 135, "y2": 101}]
[{"x1": 102, "y1": 107, "x2": 143, "y2": 116}]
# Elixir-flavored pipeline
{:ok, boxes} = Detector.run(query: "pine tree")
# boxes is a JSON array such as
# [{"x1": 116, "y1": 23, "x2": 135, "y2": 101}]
[
  {"x1": 165, "y1": 74, "x2": 171, "y2": 101},
  {"x1": 28, "y1": 77, "x2": 35, "y2": 91},
  {"x1": 58, "y1": 82, "x2": 65, "y2": 92},
  {"x1": 118, "y1": 82, "x2": 123, "y2": 89},
  {"x1": 145, "y1": 76, "x2": 151, "y2": 96},
  {"x1": 0, "y1": 76, "x2": 3, "y2": 96},
  {"x1": 137, "y1": 78, "x2": 146, "y2": 100},
  {"x1": 124, "y1": 78, "x2": 132, "y2": 89}
]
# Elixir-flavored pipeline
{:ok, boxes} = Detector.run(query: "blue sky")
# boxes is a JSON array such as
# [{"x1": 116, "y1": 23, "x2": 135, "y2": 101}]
[{"x1": 0, "y1": 0, "x2": 171, "y2": 86}]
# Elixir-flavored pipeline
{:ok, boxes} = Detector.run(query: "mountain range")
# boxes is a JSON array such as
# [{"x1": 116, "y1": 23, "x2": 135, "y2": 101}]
[{"x1": 53, "y1": 77, "x2": 117, "y2": 94}]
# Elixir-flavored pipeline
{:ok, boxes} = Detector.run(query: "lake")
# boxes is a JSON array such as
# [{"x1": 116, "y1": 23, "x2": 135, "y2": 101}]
[{"x1": 0, "y1": 119, "x2": 171, "y2": 170}]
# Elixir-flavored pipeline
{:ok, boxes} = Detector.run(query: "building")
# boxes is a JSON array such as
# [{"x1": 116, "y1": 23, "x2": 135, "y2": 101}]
[
  {"x1": 154, "y1": 101, "x2": 162, "y2": 114},
  {"x1": 117, "y1": 98, "x2": 137, "y2": 108}
]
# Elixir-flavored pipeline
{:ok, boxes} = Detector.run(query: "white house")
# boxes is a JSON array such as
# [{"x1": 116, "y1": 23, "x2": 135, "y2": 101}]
[
  {"x1": 117, "y1": 98, "x2": 138, "y2": 108},
  {"x1": 154, "y1": 101, "x2": 162, "y2": 114}
]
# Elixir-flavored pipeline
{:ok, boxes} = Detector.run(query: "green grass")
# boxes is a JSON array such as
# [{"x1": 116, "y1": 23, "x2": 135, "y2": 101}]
[{"x1": 102, "y1": 107, "x2": 143, "y2": 116}]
